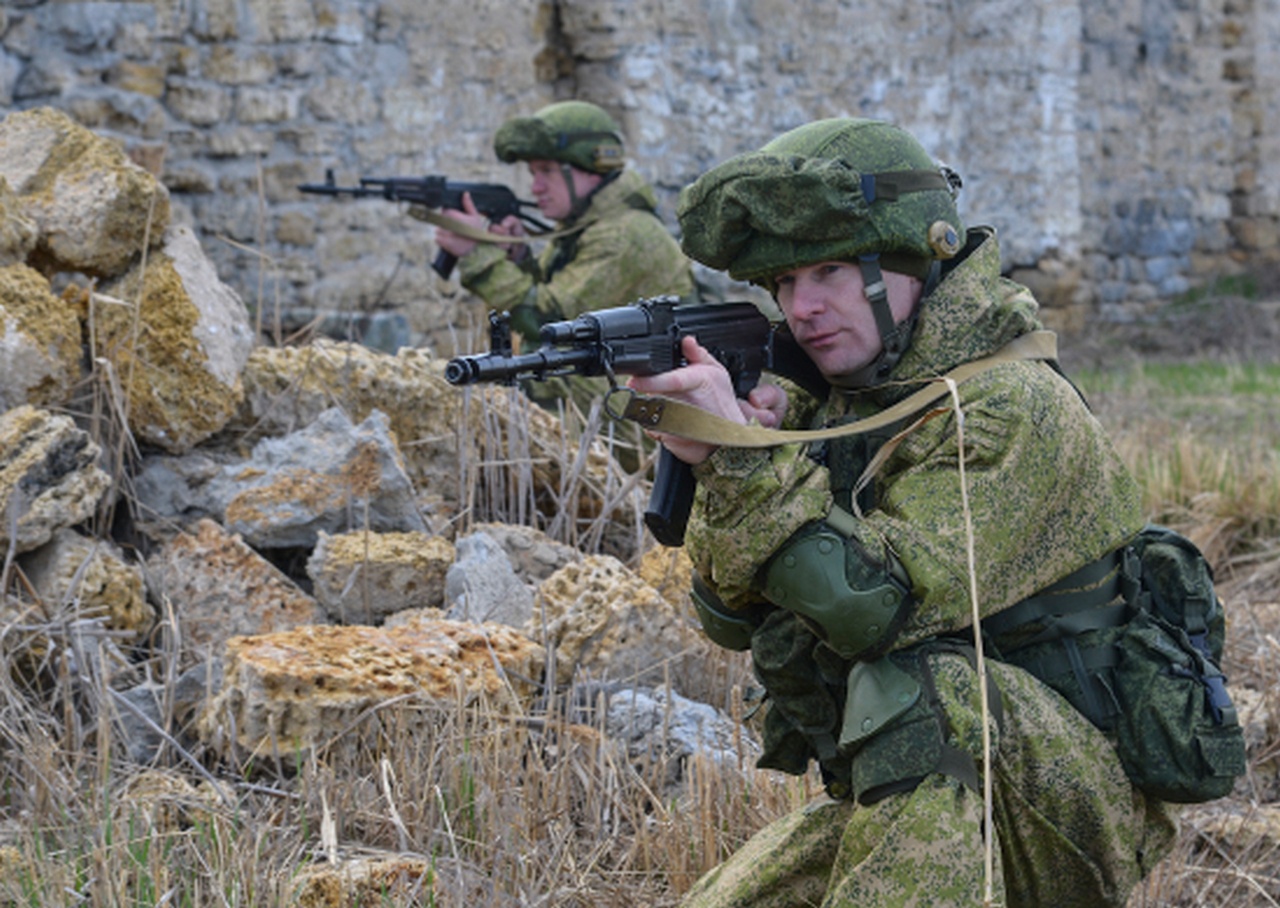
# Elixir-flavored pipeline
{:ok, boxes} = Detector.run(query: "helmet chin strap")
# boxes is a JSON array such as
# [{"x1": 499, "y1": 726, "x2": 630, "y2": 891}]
[
  {"x1": 560, "y1": 162, "x2": 616, "y2": 222},
  {"x1": 559, "y1": 162, "x2": 581, "y2": 218},
  {"x1": 829, "y1": 256, "x2": 940, "y2": 389}
]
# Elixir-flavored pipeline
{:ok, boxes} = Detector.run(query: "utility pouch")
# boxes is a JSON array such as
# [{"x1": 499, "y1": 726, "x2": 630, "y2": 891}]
[
  {"x1": 989, "y1": 525, "x2": 1247, "y2": 804},
  {"x1": 1110, "y1": 609, "x2": 1244, "y2": 802}
]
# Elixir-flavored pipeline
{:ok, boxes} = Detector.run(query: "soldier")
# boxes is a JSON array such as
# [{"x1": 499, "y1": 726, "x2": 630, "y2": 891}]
[
  {"x1": 628, "y1": 118, "x2": 1182, "y2": 907},
  {"x1": 435, "y1": 100, "x2": 696, "y2": 423}
]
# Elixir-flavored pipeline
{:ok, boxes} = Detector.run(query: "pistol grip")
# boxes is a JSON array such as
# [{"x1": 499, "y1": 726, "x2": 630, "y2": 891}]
[
  {"x1": 432, "y1": 249, "x2": 457, "y2": 279},
  {"x1": 644, "y1": 447, "x2": 696, "y2": 547}
]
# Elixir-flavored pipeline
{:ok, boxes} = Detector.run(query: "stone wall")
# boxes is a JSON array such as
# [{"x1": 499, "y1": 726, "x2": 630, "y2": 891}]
[{"x1": 3, "y1": 0, "x2": 1277, "y2": 349}]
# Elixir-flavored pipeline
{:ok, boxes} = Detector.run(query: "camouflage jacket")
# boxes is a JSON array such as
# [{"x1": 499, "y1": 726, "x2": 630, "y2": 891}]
[
  {"x1": 687, "y1": 227, "x2": 1144, "y2": 648},
  {"x1": 457, "y1": 167, "x2": 696, "y2": 340}
]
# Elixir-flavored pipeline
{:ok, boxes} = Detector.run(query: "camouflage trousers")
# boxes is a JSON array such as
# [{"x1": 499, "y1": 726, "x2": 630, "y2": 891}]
[{"x1": 681, "y1": 652, "x2": 1179, "y2": 908}]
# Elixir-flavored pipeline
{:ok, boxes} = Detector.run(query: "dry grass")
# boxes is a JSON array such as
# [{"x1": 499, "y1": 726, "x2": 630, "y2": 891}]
[{"x1": 3, "y1": 316, "x2": 1280, "y2": 906}]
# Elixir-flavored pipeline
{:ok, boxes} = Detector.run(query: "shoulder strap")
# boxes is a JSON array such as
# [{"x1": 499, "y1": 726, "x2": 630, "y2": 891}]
[
  {"x1": 411, "y1": 206, "x2": 586, "y2": 245},
  {"x1": 609, "y1": 330, "x2": 1058, "y2": 447}
]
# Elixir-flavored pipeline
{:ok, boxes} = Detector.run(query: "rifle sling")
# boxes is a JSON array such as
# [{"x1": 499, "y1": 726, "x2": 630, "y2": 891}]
[
  {"x1": 410, "y1": 207, "x2": 586, "y2": 246},
  {"x1": 612, "y1": 330, "x2": 1058, "y2": 448}
]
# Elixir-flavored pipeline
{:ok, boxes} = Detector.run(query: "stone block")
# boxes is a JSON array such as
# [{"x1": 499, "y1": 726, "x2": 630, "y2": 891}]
[
  {"x1": 198, "y1": 618, "x2": 542, "y2": 759},
  {"x1": 307, "y1": 530, "x2": 455, "y2": 624},
  {"x1": 0, "y1": 264, "x2": 81, "y2": 411},
  {"x1": 0, "y1": 106, "x2": 171, "y2": 277},
  {"x1": 0, "y1": 405, "x2": 111, "y2": 556},
  {"x1": 144, "y1": 518, "x2": 325, "y2": 654},
  {"x1": 531, "y1": 555, "x2": 711, "y2": 697},
  {"x1": 93, "y1": 224, "x2": 254, "y2": 453},
  {"x1": 20, "y1": 527, "x2": 153, "y2": 643}
]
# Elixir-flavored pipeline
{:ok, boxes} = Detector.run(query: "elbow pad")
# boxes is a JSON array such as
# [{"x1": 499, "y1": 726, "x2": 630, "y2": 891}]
[
  {"x1": 761, "y1": 513, "x2": 913, "y2": 661},
  {"x1": 690, "y1": 572, "x2": 774, "y2": 652}
]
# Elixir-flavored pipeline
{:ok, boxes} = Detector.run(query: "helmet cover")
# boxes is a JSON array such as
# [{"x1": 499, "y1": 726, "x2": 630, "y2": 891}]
[
  {"x1": 493, "y1": 100, "x2": 625, "y2": 173},
  {"x1": 677, "y1": 118, "x2": 963, "y2": 285}
]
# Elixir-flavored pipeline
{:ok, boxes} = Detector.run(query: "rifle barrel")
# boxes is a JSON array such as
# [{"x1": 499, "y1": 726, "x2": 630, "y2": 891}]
[{"x1": 444, "y1": 346, "x2": 598, "y2": 386}]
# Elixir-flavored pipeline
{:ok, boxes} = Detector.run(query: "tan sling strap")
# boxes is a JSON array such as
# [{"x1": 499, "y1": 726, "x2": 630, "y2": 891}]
[
  {"x1": 409, "y1": 206, "x2": 587, "y2": 246},
  {"x1": 608, "y1": 330, "x2": 1059, "y2": 448}
]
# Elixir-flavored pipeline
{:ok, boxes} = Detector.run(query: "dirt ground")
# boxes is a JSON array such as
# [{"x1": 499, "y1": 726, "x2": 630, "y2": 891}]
[{"x1": 1060, "y1": 295, "x2": 1280, "y2": 373}]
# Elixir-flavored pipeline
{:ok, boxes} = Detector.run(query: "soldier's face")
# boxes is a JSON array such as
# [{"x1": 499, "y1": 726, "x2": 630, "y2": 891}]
[
  {"x1": 526, "y1": 160, "x2": 601, "y2": 221},
  {"x1": 775, "y1": 261, "x2": 922, "y2": 380}
]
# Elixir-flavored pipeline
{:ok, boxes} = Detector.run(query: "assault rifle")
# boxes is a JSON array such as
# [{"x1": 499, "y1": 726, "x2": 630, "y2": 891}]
[
  {"x1": 445, "y1": 296, "x2": 826, "y2": 547},
  {"x1": 298, "y1": 169, "x2": 550, "y2": 278}
]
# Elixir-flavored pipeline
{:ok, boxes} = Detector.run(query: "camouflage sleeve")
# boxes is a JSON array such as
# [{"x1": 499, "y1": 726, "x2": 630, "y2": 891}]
[
  {"x1": 532, "y1": 212, "x2": 694, "y2": 322},
  {"x1": 686, "y1": 442, "x2": 833, "y2": 610},
  {"x1": 458, "y1": 243, "x2": 540, "y2": 314}
]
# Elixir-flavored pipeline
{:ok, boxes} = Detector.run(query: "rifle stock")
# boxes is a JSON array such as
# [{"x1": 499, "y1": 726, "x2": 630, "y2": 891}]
[{"x1": 445, "y1": 296, "x2": 826, "y2": 546}]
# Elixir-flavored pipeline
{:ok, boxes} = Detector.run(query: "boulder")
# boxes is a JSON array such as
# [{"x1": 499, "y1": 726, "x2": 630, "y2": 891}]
[
  {"x1": 19, "y1": 527, "x2": 152, "y2": 643},
  {"x1": 132, "y1": 409, "x2": 429, "y2": 549},
  {"x1": 0, "y1": 106, "x2": 170, "y2": 278},
  {"x1": 0, "y1": 177, "x2": 37, "y2": 267},
  {"x1": 444, "y1": 530, "x2": 534, "y2": 627},
  {"x1": 530, "y1": 554, "x2": 712, "y2": 697},
  {"x1": 144, "y1": 518, "x2": 325, "y2": 655},
  {"x1": 306, "y1": 529, "x2": 455, "y2": 624},
  {"x1": 198, "y1": 618, "x2": 543, "y2": 760},
  {"x1": 88, "y1": 224, "x2": 254, "y2": 452},
  {"x1": 290, "y1": 857, "x2": 437, "y2": 908},
  {"x1": 0, "y1": 405, "x2": 111, "y2": 555},
  {"x1": 0, "y1": 263, "x2": 81, "y2": 411},
  {"x1": 221, "y1": 339, "x2": 642, "y2": 557}
]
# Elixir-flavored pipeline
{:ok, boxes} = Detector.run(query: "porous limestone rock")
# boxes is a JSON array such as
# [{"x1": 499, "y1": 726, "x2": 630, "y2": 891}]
[
  {"x1": 290, "y1": 857, "x2": 437, "y2": 908},
  {"x1": 0, "y1": 263, "x2": 81, "y2": 411},
  {"x1": 89, "y1": 224, "x2": 254, "y2": 453},
  {"x1": 531, "y1": 554, "x2": 711, "y2": 697},
  {"x1": 637, "y1": 543, "x2": 695, "y2": 608},
  {"x1": 198, "y1": 618, "x2": 543, "y2": 760},
  {"x1": 444, "y1": 530, "x2": 534, "y2": 627},
  {"x1": 0, "y1": 106, "x2": 170, "y2": 277},
  {"x1": 144, "y1": 518, "x2": 325, "y2": 654},
  {"x1": 306, "y1": 529, "x2": 455, "y2": 624},
  {"x1": 20, "y1": 527, "x2": 152, "y2": 642},
  {"x1": 472, "y1": 520, "x2": 582, "y2": 584},
  {"x1": 221, "y1": 339, "x2": 640, "y2": 555},
  {"x1": 0, "y1": 405, "x2": 111, "y2": 555},
  {"x1": 0, "y1": 177, "x2": 37, "y2": 267},
  {"x1": 215, "y1": 407, "x2": 428, "y2": 549}
]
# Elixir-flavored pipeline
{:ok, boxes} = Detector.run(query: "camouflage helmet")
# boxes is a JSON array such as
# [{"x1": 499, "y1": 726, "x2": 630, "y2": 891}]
[
  {"x1": 676, "y1": 118, "x2": 963, "y2": 286},
  {"x1": 493, "y1": 101, "x2": 625, "y2": 174}
]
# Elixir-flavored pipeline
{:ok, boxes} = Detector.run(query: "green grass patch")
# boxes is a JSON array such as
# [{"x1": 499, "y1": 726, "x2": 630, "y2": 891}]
[{"x1": 1172, "y1": 272, "x2": 1260, "y2": 307}]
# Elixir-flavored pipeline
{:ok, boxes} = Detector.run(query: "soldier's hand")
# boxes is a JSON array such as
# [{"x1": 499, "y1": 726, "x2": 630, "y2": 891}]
[
  {"x1": 488, "y1": 214, "x2": 530, "y2": 262},
  {"x1": 434, "y1": 192, "x2": 487, "y2": 258},
  {"x1": 627, "y1": 335, "x2": 752, "y2": 465},
  {"x1": 742, "y1": 382, "x2": 789, "y2": 429}
]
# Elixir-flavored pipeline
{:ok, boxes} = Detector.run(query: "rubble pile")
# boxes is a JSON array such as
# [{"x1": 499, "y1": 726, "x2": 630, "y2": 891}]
[{"x1": 0, "y1": 109, "x2": 748, "y2": 893}]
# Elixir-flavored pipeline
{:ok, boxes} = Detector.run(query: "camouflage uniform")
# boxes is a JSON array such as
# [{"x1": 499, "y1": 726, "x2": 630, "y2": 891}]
[
  {"x1": 674, "y1": 119, "x2": 1178, "y2": 907},
  {"x1": 458, "y1": 167, "x2": 695, "y2": 331}
]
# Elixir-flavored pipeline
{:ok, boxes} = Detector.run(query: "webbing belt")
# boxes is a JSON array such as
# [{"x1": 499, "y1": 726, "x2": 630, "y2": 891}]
[{"x1": 982, "y1": 548, "x2": 1130, "y2": 642}]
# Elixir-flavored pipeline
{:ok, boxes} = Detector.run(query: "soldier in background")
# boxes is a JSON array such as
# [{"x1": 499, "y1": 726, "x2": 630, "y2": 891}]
[{"x1": 436, "y1": 100, "x2": 696, "y2": 427}]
